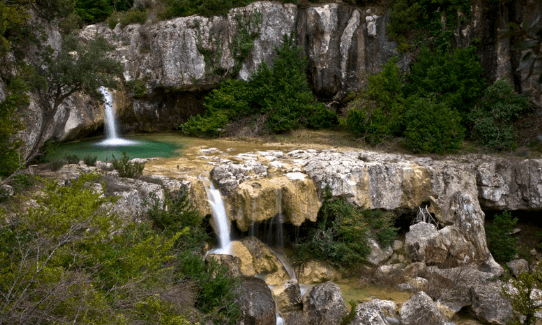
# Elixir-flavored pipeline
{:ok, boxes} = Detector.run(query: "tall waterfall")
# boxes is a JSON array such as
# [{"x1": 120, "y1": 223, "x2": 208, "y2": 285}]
[
  {"x1": 203, "y1": 178, "x2": 231, "y2": 254},
  {"x1": 98, "y1": 87, "x2": 137, "y2": 146}
]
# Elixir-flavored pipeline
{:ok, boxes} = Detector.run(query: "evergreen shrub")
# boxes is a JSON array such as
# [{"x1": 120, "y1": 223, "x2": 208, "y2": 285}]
[
  {"x1": 344, "y1": 56, "x2": 404, "y2": 144},
  {"x1": 112, "y1": 151, "x2": 145, "y2": 178},
  {"x1": 404, "y1": 96, "x2": 464, "y2": 154},
  {"x1": 470, "y1": 80, "x2": 529, "y2": 151},
  {"x1": 485, "y1": 210, "x2": 518, "y2": 262},
  {"x1": 180, "y1": 33, "x2": 336, "y2": 136}
]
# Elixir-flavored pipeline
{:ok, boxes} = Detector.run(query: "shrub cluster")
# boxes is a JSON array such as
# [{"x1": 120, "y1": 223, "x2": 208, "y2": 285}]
[
  {"x1": 112, "y1": 151, "x2": 146, "y2": 178},
  {"x1": 296, "y1": 189, "x2": 398, "y2": 273},
  {"x1": 107, "y1": 9, "x2": 147, "y2": 29},
  {"x1": 470, "y1": 80, "x2": 529, "y2": 151},
  {"x1": 180, "y1": 33, "x2": 337, "y2": 136}
]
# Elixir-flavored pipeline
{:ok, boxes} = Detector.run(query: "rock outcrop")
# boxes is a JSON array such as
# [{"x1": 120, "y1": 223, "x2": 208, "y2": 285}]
[
  {"x1": 302, "y1": 282, "x2": 347, "y2": 325},
  {"x1": 238, "y1": 277, "x2": 276, "y2": 325},
  {"x1": 400, "y1": 292, "x2": 446, "y2": 325}
]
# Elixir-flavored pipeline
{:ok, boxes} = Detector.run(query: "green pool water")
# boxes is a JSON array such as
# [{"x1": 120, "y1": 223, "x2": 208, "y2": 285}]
[{"x1": 48, "y1": 134, "x2": 181, "y2": 162}]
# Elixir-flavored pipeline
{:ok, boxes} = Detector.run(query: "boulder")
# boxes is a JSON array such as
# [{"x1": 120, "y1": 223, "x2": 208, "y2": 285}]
[
  {"x1": 405, "y1": 222, "x2": 446, "y2": 264},
  {"x1": 348, "y1": 301, "x2": 390, "y2": 325},
  {"x1": 367, "y1": 238, "x2": 393, "y2": 266},
  {"x1": 241, "y1": 237, "x2": 290, "y2": 285},
  {"x1": 470, "y1": 282, "x2": 513, "y2": 325},
  {"x1": 239, "y1": 277, "x2": 276, "y2": 325},
  {"x1": 507, "y1": 259, "x2": 529, "y2": 277},
  {"x1": 403, "y1": 262, "x2": 426, "y2": 280},
  {"x1": 374, "y1": 263, "x2": 405, "y2": 284},
  {"x1": 230, "y1": 241, "x2": 256, "y2": 277},
  {"x1": 400, "y1": 292, "x2": 445, "y2": 325},
  {"x1": 272, "y1": 279, "x2": 302, "y2": 312},
  {"x1": 205, "y1": 254, "x2": 241, "y2": 277},
  {"x1": 406, "y1": 277, "x2": 428, "y2": 293},
  {"x1": 295, "y1": 261, "x2": 341, "y2": 284},
  {"x1": 302, "y1": 282, "x2": 347, "y2": 325}
]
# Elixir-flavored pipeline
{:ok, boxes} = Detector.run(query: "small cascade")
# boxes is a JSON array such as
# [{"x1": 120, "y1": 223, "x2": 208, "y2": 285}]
[
  {"x1": 275, "y1": 189, "x2": 284, "y2": 250},
  {"x1": 98, "y1": 87, "x2": 137, "y2": 146},
  {"x1": 202, "y1": 177, "x2": 231, "y2": 254}
]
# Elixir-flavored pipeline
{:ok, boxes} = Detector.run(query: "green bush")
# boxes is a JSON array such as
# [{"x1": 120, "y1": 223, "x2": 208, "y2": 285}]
[
  {"x1": 404, "y1": 45, "x2": 485, "y2": 117},
  {"x1": 180, "y1": 33, "x2": 336, "y2": 136},
  {"x1": 83, "y1": 154, "x2": 97, "y2": 166},
  {"x1": 126, "y1": 78, "x2": 148, "y2": 97},
  {"x1": 64, "y1": 153, "x2": 80, "y2": 164},
  {"x1": 404, "y1": 97, "x2": 464, "y2": 154},
  {"x1": 50, "y1": 158, "x2": 66, "y2": 171},
  {"x1": 470, "y1": 80, "x2": 529, "y2": 151},
  {"x1": 344, "y1": 57, "x2": 405, "y2": 144},
  {"x1": 485, "y1": 210, "x2": 518, "y2": 263},
  {"x1": 112, "y1": 151, "x2": 145, "y2": 178},
  {"x1": 363, "y1": 209, "x2": 398, "y2": 248},
  {"x1": 296, "y1": 189, "x2": 387, "y2": 272},
  {"x1": 119, "y1": 9, "x2": 147, "y2": 26}
]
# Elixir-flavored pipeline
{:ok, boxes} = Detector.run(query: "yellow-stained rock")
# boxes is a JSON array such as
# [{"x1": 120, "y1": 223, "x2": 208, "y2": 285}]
[
  {"x1": 241, "y1": 237, "x2": 284, "y2": 274},
  {"x1": 230, "y1": 241, "x2": 256, "y2": 277},
  {"x1": 272, "y1": 280, "x2": 302, "y2": 311},
  {"x1": 205, "y1": 254, "x2": 241, "y2": 277},
  {"x1": 295, "y1": 261, "x2": 341, "y2": 284},
  {"x1": 227, "y1": 176, "x2": 320, "y2": 232},
  {"x1": 265, "y1": 268, "x2": 291, "y2": 286}
]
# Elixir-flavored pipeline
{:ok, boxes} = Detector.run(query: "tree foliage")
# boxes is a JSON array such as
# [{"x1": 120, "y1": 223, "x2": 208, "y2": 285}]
[{"x1": 501, "y1": 267, "x2": 542, "y2": 325}]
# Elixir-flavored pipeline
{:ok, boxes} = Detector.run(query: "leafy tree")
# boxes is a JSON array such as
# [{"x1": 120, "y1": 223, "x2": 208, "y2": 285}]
[
  {"x1": 470, "y1": 80, "x2": 529, "y2": 151},
  {"x1": 344, "y1": 56, "x2": 405, "y2": 144},
  {"x1": 404, "y1": 96, "x2": 464, "y2": 154},
  {"x1": 75, "y1": 0, "x2": 113, "y2": 22},
  {"x1": 485, "y1": 210, "x2": 518, "y2": 263},
  {"x1": 29, "y1": 34, "x2": 123, "y2": 162}
]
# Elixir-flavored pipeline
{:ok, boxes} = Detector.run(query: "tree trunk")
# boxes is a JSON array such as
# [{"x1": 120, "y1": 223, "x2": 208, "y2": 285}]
[{"x1": 25, "y1": 107, "x2": 54, "y2": 164}]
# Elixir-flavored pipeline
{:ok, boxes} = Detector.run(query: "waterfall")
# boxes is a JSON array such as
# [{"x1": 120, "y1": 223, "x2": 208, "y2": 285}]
[
  {"x1": 98, "y1": 87, "x2": 137, "y2": 146},
  {"x1": 202, "y1": 177, "x2": 231, "y2": 254}
]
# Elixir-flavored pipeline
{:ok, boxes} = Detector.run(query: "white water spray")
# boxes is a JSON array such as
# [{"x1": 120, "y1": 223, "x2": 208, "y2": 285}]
[
  {"x1": 202, "y1": 177, "x2": 231, "y2": 254},
  {"x1": 98, "y1": 87, "x2": 137, "y2": 146}
]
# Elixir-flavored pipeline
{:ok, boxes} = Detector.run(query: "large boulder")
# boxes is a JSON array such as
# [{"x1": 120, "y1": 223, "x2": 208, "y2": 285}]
[
  {"x1": 349, "y1": 299, "x2": 397, "y2": 325},
  {"x1": 507, "y1": 259, "x2": 529, "y2": 277},
  {"x1": 367, "y1": 238, "x2": 393, "y2": 266},
  {"x1": 295, "y1": 261, "x2": 341, "y2": 284},
  {"x1": 470, "y1": 282, "x2": 513, "y2": 325},
  {"x1": 241, "y1": 237, "x2": 290, "y2": 285},
  {"x1": 400, "y1": 292, "x2": 445, "y2": 325},
  {"x1": 230, "y1": 241, "x2": 256, "y2": 277},
  {"x1": 238, "y1": 277, "x2": 276, "y2": 325},
  {"x1": 302, "y1": 282, "x2": 347, "y2": 325},
  {"x1": 272, "y1": 279, "x2": 302, "y2": 312},
  {"x1": 205, "y1": 254, "x2": 241, "y2": 277}
]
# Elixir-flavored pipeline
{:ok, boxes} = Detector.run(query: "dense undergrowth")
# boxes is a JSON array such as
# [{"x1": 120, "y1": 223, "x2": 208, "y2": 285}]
[
  {"x1": 295, "y1": 189, "x2": 398, "y2": 274},
  {"x1": 0, "y1": 174, "x2": 240, "y2": 324}
]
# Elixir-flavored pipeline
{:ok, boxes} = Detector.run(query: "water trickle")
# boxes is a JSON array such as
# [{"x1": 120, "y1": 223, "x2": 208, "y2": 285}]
[
  {"x1": 275, "y1": 189, "x2": 284, "y2": 250},
  {"x1": 98, "y1": 87, "x2": 138, "y2": 146},
  {"x1": 202, "y1": 177, "x2": 231, "y2": 254}
]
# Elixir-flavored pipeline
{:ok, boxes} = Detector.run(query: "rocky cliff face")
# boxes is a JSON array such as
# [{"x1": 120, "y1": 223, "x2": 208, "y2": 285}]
[{"x1": 14, "y1": 1, "x2": 542, "y2": 147}]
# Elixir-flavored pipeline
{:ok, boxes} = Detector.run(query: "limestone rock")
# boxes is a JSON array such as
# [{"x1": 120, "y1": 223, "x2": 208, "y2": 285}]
[
  {"x1": 393, "y1": 240, "x2": 404, "y2": 252},
  {"x1": 239, "y1": 277, "x2": 276, "y2": 325},
  {"x1": 349, "y1": 299, "x2": 398, "y2": 325},
  {"x1": 241, "y1": 237, "x2": 290, "y2": 285},
  {"x1": 230, "y1": 241, "x2": 256, "y2": 276},
  {"x1": 205, "y1": 254, "x2": 241, "y2": 277},
  {"x1": 295, "y1": 261, "x2": 341, "y2": 284},
  {"x1": 506, "y1": 259, "x2": 529, "y2": 277},
  {"x1": 226, "y1": 175, "x2": 320, "y2": 232},
  {"x1": 405, "y1": 222, "x2": 446, "y2": 264},
  {"x1": 302, "y1": 282, "x2": 347, "y2": 325},
  {"x1": 211, "y1": 160, "x2": 268, "y2": 196},
  {"x1": 403, "y1": 262, "x2": 426, "y2": 280},
  {"x1": 470, "y1": 282, "x2": 513, "y2": 325},
  {"x1": 407, "y1": 277, "x2": 428, "y2": 292},
  {"x1": 367, "y1": 238, "x2": 393, "y2": 266},
  {"x1": 272, "y1": 279, "x2": 302, "y2": 312},
  {"x1": 400, "y1": 292, "x2": 445, "y2": 325},
  {"x1": 374, "y1": 263, "x2": 405, "y2": 284},
  {"x1": 349, "y1": 301, "x2": 389, "y2": 325}
]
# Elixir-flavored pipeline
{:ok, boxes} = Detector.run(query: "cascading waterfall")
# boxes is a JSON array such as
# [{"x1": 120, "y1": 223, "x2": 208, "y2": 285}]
[
  {"x1": 202, "y1": 177, "x2": 231, "y2": 254},
  {"x1": 98, "y1": 87, "x2": 137, "y2": 146}
]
